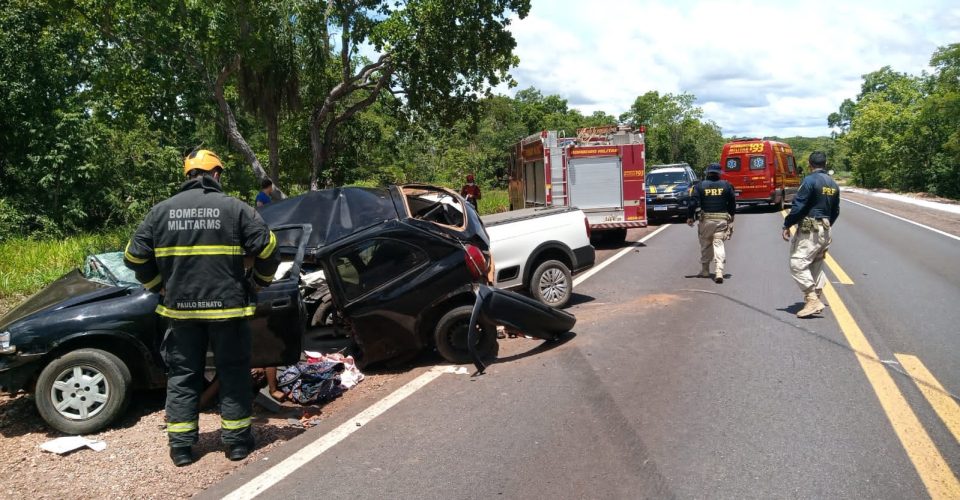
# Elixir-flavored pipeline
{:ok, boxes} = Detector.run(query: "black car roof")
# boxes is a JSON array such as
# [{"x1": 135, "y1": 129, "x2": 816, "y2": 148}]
[{"x1": 259, "y1": 187, "x2": 402, "y2": 255}]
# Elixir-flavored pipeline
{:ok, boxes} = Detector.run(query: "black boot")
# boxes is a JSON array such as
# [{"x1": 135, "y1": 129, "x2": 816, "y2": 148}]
[
  {"x1": 226, "y1": 437, "x2": 255, "y2": 461},
  {"x1": 170, "y1": 446, "x2": 194, "y2": 467}
]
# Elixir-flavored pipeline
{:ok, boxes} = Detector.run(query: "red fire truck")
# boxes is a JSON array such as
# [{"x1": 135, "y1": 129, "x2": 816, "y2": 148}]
[{"x1": 507, "y1": 126, "x2": 647, "y2": 241}]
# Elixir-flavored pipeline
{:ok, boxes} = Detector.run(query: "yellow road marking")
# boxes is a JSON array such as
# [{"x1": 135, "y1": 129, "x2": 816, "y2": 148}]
[
  {"x1": 824, "y1": 253, "x2": 854, "y2": 284},
  {"x1": 780, "y1": 211, "x2": 853, "y2": 284},
  {"x1": 895, "y1": 354, "x2": 960, "y2": 445},
  {"x1": 823, "y1": 281, "x2": 960, "y2": 498},
  {"x1": 782, "y1": 208, "x2": 957, "y2": 495}
]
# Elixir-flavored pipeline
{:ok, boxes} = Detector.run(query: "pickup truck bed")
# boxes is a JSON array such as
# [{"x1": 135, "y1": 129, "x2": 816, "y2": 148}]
[{"x1": 482, "y1": 206, "x2": 594, "y2": 308}]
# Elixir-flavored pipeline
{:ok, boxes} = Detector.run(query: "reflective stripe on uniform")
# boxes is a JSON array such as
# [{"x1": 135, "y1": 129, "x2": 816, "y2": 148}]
[
  {"x1": 155, "y1": 305, "x2": 256, "y2": 320},
  {"x1": 167, "y1": 421, "x2": 198, "y2": 433},
  {"x1": 253, "y1": 268, "x2": 274, "y2": 284},
  {"x1": 142, "y1": 274, "x2": 162, "y2": 290},
  {"x1": 703, "y1": 212, "x2": 729, "y2": 220},
  {"x1": 221, "y1": 417, "x2": 252, "y2": 430},
  {"x1": 257, "y1": 232, "x2": 277, "y2": 260},
  {"x1": 124, "y1": 241, "x2": 149, "y2": 264},
  {"x1": 154, "y1": 245, "x2": 243, "y2": 257}
]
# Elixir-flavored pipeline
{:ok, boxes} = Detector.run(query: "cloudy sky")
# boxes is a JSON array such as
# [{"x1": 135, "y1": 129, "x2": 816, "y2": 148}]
[{"x1": 504, "y1": 0, "x2": 960, "y2": 137}]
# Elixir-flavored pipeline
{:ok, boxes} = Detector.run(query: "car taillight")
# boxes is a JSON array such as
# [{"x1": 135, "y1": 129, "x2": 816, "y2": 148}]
[
  {"x1": 464, "y1": 244, "x2": 487, "y2": 280},
  {"x1": 584, "y1": 217, "x2": 591, "y2": 239}
]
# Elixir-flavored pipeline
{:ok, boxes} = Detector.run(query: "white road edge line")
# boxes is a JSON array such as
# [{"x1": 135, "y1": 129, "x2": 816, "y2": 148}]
[
  {"x1": 574, "y1": 224, "x2": 673, "y2": 286},
  {"x1": 223, "y1": 366, "x2": 449, "y2": 500},
  {"x1": 844, "y1": 198, "x2": 960, "y2": 242}
]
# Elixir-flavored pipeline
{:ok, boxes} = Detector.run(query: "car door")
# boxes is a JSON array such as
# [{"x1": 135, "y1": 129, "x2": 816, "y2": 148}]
[
  {"x1": 247, "y1": 224, "x2": 311, "y2": 367},
  {"x1": 322, "y1": 224, "x2": 474, "y2": 365}
]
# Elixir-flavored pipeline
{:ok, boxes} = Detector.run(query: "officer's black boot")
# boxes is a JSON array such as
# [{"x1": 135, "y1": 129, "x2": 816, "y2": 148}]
[{"x1": 170, "y1": 446, "x2": 195, "y2": 467}]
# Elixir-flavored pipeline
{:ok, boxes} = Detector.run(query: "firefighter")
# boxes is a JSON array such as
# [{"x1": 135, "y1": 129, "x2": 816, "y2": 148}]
[
  {"x1": 782, "y1": 151, "x2": 840, "y2": 318},
  {"x1": 460, "y1": 173, "x2": 482, "y2": 209},
  {"x1": 124, "y1": 149, "x2": 280, "y2": 466},
  {"x1": 687, "y1": 162, "x2": 736, "y2": 283}
]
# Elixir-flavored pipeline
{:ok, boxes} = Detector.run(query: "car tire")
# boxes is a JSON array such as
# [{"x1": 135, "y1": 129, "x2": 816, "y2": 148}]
[
  {"x1": 434, "y1": 305, "x2": 498, "y2": 364},
  {"x1": 35, "y1": 348, "x2": 132, "y2": 435},
  {"x1": 311, "y1": 293, "x2": 337, "y2": 326},
  {"x1": 529, "y1": 259, "x2": 573, "y2": 308}
]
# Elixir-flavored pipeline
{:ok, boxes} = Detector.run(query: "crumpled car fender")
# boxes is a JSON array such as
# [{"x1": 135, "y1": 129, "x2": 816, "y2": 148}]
[{"x1": 468, "y1": 285, "x2": 576, "y2": 374}]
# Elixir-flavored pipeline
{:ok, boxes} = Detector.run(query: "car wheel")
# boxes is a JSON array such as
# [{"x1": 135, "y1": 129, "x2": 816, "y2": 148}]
[
  {"x1": 434, "y1": 305, "x2": 498, "y2": 364},
  {"x1": 35, "y1": 348, "x2": 132, "y2": 435},
  {"x1": 529, "y1": 259, "x2": 573, "y2": 308},
  {"x1": 311, "y1": 293, "x2": 337, "y2": 326}
]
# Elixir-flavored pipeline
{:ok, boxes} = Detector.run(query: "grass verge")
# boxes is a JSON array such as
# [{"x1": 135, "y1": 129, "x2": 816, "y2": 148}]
[
  {"x1": 0, "y1": 228, "x2": 132, "y2": 303},
  {"x1": 477, "y1": 189, "x2": 509, "y2": 215}
]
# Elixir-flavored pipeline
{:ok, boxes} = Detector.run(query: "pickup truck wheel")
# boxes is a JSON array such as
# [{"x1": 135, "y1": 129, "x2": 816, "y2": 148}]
[
  {"x1": 35, "y1": 348, "x2": 132, "y2": 435},
  {"x1": 434, "y1": 305, "x2": 498, "y2": 364},
  {"x1": 530, "y1": 260, "x2": 573, "y2": 308}
]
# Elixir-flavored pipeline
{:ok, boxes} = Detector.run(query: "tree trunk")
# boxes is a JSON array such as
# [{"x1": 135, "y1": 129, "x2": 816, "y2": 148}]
[
  {"x1": 213, "y1": 61, "x2": 285, "y2": 198},
  {"x1": 265, "y1": 113, "x2": 283, "y2": 199}
]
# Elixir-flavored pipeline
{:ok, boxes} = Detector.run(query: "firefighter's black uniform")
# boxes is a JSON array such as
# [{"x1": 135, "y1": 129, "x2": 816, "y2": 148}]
[{"x1": 124, "y1": 175, "x2": 279, "y2": 449}]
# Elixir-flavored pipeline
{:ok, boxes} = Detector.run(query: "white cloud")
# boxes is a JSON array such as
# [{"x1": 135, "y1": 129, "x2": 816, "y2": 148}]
[{"x1": 506, "y1": 0, "x2": 960, "y2": 137}]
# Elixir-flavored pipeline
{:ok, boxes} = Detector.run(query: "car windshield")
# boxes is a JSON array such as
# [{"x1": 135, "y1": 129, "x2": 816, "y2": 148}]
[
  {"x1": 646, "y1": 171, "x2": 687, "y2": 184},
  {"x1": 83, "y1": 252, "x2": 138, "y2": 286}
]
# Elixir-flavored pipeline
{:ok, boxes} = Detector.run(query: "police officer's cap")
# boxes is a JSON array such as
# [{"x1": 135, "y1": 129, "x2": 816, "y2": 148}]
[
  {"x1": 706, "y1": 163, "x2": 722, "y2": 173},
  {"x1": 809, "y1": 151, "x2": 827, "y2": 168}
]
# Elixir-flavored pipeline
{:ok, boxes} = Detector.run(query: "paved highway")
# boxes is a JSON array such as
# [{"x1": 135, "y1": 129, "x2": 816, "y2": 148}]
[{"x1": 205, "y1": 197, "x2": 960, "y2": 499}]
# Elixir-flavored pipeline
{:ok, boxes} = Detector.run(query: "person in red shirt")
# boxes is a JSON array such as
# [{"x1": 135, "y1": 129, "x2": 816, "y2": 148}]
[{"x1": 460, "y1": 174, "x2": 482, "y2": 209}]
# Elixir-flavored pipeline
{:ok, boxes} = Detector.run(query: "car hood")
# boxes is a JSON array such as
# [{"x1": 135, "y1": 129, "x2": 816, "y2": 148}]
[
  {"x1": 0, "y1": 270, "x2": 126, "y2": 330},
  {"x1": 259, "y1": 187, "x2": 402, "y2": 256},
  {"x1": 647, "y1": 183, "x2": 689, "y2": 195}
]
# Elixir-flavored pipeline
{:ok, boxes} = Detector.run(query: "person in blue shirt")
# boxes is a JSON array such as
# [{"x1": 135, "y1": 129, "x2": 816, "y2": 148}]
[
  {"x1": 782, "y1": 151, "x2": 840, "y2": 318},
  {"x1": 687, "y1": 163, "x2": 736, "y2": 283},
  {"x1": 256, "y1": 178, "x2": 274, "y2": 208}
]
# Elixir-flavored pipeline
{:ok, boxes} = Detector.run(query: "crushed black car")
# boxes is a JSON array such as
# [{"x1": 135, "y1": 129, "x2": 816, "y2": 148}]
[{"x1": 260, "y1": 184, "x2": 575, "y2": 369}]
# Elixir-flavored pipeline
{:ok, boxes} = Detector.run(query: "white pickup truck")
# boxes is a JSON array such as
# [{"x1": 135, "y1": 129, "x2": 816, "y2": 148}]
[{"x1": 482, "y1": 206, "x2": 595, "y2": 308}]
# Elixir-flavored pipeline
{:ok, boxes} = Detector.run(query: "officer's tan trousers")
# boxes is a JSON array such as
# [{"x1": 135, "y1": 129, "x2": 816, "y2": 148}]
[
  {"x1": 698, "y1": 217, "x2": 728, "y2": 274},
  {"x1": 790, "y1": 220, "x2": 831, "y2": 294}
]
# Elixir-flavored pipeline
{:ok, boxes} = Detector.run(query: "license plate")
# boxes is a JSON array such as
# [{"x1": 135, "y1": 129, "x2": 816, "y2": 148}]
[{"x1": 653, "y1": 206, "x2": 668, "y2": 211}]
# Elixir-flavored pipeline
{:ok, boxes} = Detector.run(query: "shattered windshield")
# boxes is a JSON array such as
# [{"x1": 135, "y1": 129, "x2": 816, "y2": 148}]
[{"x1": 83, "y1": 252, "x2": 138, "y2": 286}]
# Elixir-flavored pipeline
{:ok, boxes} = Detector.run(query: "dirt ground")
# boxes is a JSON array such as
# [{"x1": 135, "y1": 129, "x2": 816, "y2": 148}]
[{"x1": 0, "y1": 369, "x2": 404, "y2": 499}]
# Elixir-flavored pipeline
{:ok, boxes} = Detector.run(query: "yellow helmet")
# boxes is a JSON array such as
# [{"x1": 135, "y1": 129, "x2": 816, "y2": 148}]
[{"x1": 183, "y1": 149, "x2": 224, "y2": 176}]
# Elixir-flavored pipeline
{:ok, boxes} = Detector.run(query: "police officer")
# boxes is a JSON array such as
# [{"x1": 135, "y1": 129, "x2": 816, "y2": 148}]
[
  {"x1": 687, "y1": 162, "x2": 736, "y2": 283},
  {"x1": 782, "y1": 151, "x2": 840, "y2": 318},
  {"x1": 124, "y1": 150, "x2": 279, "y2": 466}
]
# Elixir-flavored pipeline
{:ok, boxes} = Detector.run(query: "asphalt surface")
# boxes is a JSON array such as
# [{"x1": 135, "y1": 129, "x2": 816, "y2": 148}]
[{"x1": 204, "y1": 200, "x2": 960, "y2": 499}]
